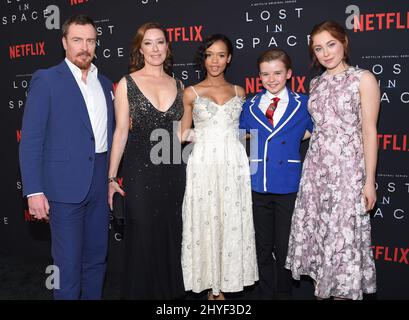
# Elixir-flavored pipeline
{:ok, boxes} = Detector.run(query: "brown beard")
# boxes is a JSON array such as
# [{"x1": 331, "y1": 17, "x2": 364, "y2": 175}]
[
  {"x1": 74, "y1": 59, "x2": 92, "y2": 70},
  {"x1": 74, "y1": 53, "x2": 92, "y2": 70}
]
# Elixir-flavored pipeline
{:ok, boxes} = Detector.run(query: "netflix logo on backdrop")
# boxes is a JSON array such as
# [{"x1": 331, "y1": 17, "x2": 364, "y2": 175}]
[
  {"x1": 116, "y1": 177, "x2": 124, "y2": 188},
  {"x1": 166, "y1": 26, "x2": 203, "y2": 42},
  {"x1": 113, "y1": 82, "x2": 118, "y2": 94},
  {"x1": 377, "y1": 134, "x2": 409, "y2": 152},
  {"x1": 245, "y1": 75, "x2": 306, "y2": 95},
  {"x1": 24, "y1": 210, "x2": 48, "y2": 223},
  {"x1": 372, "y1": 245, "x2": 409, "y2": 265},
  {"x1": 70, "y1": 0, "x2": 89, "y2": 6},
  {"x1": 354, "y1": 12, "x2": 409, "y2": 32},
  {"x1": 9, "y1": 42, "x2": 45, "y2": 59}
]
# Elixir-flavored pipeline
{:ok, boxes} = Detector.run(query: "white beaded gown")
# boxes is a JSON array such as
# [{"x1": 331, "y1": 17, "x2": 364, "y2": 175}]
[{"x1": 181, "y1": 86, "x2": 259, "y2": 295}]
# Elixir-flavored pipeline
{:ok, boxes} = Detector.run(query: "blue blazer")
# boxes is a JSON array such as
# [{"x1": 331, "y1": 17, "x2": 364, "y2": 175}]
[
  {"x1": 19, "y1": 60, "x2": 114, "y2": 203},
  {"x1": 239, "y1": 88, "x2": 313, "y2": 194}
]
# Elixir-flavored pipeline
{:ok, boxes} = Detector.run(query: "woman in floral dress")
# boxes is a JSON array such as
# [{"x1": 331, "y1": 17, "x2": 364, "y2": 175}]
[{"x1": 285, "y1": 21, "x2": 380, "y2": 300}]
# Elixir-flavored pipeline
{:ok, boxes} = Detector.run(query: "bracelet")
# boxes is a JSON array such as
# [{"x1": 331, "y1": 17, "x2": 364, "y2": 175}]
[{"x1": 108, "y1": 177, "x2": 118, "y2": 183}]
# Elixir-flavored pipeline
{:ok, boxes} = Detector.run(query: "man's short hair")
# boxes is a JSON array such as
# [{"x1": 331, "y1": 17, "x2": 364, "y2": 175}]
[{"x1": 62, "y1": 14, "x2": 96, "y2": 38}]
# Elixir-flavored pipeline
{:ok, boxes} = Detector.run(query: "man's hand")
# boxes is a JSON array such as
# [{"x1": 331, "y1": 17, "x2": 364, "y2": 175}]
[{"x1": 28, "y1": 194, "x2": 50, "y2": 221}]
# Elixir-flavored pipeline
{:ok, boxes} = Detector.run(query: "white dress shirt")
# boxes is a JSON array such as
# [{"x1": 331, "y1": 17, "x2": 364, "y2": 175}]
[
  {"x1": 258, "y1": 87, "x2": 289, "y2": 127},
  {"x1": 65, "y1": 58, "x2": 108, "y2": 153}
]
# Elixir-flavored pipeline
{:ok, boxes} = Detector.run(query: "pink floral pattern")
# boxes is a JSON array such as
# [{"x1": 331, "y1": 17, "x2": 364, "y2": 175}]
[{"x1": 285, "y1": 67, "x2": 376, "y2": 300}]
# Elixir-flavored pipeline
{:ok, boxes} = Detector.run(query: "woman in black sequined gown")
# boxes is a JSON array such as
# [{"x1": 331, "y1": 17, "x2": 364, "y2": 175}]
[{"x1": 108, "y1": 22, "x2": 185, "y2": 299}]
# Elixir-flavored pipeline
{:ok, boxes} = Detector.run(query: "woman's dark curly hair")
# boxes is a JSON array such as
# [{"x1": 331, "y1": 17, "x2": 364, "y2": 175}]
[
  {"x1": 195, "y1": 33, "x2": 233, "y2": 76},
  {"x1": 129, "y1": 22, "x2": 173, "y2": 75}
]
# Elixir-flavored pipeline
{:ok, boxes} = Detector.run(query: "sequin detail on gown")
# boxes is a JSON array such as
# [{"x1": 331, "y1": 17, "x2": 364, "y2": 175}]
[{"x1": 120, "y1": 75, "x2": 186, "y2": 299}]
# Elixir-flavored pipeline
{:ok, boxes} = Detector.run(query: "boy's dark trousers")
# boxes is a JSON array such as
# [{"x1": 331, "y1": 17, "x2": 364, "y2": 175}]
[{"x1": 252, "y1": 191, "x2": 297, "y2": 300}]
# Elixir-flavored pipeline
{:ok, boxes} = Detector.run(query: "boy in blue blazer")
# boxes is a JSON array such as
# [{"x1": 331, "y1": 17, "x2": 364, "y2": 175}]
[{"x1": 240, "y1": 49, "x2": 313, "y2": 299}]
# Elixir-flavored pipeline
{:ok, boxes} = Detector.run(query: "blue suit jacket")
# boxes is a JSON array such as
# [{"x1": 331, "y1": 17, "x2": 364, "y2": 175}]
[
  {"x1": 239, "y1": 88, "x2": 313, "y2": 194},
  {"x1": 19, "y1": 60, "x2": 114, "y2": 203}
]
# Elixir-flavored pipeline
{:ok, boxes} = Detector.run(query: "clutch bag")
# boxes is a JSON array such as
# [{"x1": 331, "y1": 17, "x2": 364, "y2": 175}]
[{"x1": 112, "y1": 192, "x2": 125, "y2": 226}]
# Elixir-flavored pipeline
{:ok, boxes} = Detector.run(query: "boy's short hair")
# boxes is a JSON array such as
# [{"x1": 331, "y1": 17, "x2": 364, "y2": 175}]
[{"x1": 257, "y1": 48, "x2": 292, "y2": 71}]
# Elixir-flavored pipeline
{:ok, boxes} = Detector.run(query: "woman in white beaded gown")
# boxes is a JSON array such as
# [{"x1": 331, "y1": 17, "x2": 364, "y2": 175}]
[{"x1": 180, "y1": 34, "x2": 258, "y2": 300}]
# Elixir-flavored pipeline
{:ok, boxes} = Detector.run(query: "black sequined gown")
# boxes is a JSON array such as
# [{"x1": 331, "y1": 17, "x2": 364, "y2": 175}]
[{"x1": 120, "y1": 75, "x2": 186, "y2": 299}]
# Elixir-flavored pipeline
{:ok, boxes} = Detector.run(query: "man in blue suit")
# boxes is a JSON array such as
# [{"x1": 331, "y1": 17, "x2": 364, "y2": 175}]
[
  {"x1": 240, "y1": 49, "x2": 313, "y2": 299},
  {"x1": 19, "y1": 14, "x2": 114, "y2": 299}
]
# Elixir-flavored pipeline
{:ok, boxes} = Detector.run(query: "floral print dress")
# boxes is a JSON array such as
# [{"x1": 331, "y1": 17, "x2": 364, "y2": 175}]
[{"x1": 285, "y1": 67, "x2": 376, "y2": 300}]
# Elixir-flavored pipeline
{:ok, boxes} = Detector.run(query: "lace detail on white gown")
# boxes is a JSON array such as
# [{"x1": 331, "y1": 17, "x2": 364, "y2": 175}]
[{"x1": 181, "y1": 87, "x2": 259, "y2": 294}]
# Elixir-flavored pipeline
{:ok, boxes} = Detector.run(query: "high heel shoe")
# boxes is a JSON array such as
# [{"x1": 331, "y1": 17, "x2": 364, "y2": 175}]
[
  {"x1": 207, "y1": 290, "x2": 215, "y2": 300},
  {"x1": 209, "y1": 291, "x2": 225, "y2": 300}
]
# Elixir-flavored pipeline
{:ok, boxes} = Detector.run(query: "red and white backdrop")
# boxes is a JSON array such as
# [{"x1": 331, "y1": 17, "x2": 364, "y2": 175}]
[{"x1": 1, "y1": 0, "x2": 408, "y2": 299}]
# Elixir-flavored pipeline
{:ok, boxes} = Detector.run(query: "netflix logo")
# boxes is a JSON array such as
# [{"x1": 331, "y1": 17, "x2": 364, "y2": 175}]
[
  {"x1": 70, "y1": 0, "x2": 88, "y2": 5},
  {"x1": 377, "y1": 134, "x2": 409, "y2": 152},
  {"x1": 166, "y1": 26, "x2": 203, "y2": 42},
  {"x1": 24, "y1": 210, "x2": 48, "y2": 223},
  {"x1": 354, "y1": 12, "x2": 409, "y2": 32},
  {"x1": 9, "y1": 42, "x2": 45, "y2": 59},
  {"x1": 372, "y1": 245, "x2": 409, "y2": 264},
  {"x1": 16, "y1": 129, "x2": 21, "y2": 143},
  {"x1": 245, "y1": 76, "x2": 306, "y2": 95}
]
